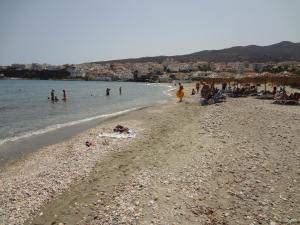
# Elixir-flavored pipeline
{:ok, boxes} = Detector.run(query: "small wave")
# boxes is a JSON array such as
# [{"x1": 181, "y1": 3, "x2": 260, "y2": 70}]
[
  {"x1": 0, "y1": 108, "x2": 138, "y2": 146},
  {"x1": 163, "y1": 87, "x2": 176, "y2": 97}
]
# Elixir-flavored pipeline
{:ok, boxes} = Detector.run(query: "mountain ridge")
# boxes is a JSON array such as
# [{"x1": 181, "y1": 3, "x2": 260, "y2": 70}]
[{"x1": 91, "y1": 41, "x2": 300, "y2": 64}]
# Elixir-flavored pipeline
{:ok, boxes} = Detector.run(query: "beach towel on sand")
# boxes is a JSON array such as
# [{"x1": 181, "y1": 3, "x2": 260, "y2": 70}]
[{"x1": 98, "y1": 129, "x2": 136, "y2": 139}]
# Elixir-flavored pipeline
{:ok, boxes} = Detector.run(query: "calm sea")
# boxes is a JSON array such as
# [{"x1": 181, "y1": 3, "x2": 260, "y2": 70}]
[{"x1": 0, "y1": 80, "x2": 172, "y2": 145}]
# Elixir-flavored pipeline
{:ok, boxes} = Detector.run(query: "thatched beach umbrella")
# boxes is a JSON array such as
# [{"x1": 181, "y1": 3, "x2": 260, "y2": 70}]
[
  {"x1": 198, "y1": 73, "x2": 236, "y2": 85},
  {"x1": 237, "y1": 72, "x2": 300, "y2": 91}
]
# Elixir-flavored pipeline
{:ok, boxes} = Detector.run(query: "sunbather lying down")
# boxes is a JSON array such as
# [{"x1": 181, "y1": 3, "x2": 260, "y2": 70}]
[
  {"x1": 274, "y1": 92, "x2": 300, "y2": 101},
  {"x1": 113, "y1": 125, "x2": 129, "y2": 133},
  {"x1": 273, "y1": 92, "x2": 300, "y2": 105}
]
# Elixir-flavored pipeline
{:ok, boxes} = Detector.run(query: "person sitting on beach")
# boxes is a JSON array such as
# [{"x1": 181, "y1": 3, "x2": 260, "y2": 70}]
[
  {"x1": 294, "y1": 92, "x2": 300, "y2": 101},
  {"x1": 176, "y1": 85, "x2": 184, "y2": 102},
  {"x1": 191, "y1": 88, "x2": 196, "y2": 95},
  {"x1": 201, "y1": 83, "x2": 212, "y2": 100}
]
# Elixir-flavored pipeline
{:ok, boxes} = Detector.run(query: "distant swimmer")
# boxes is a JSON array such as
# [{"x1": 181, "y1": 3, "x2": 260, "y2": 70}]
[
  {"x1": 119, "y1": 86, "x2": 122, "y2": 95},
  {"x1": 62, "y1": 89, "x2": 67, "y2": 101},
  {"x1": 106, "y1": 88, "x2": 111, "y2": 96},
  {"x1": 51, "y1": 89, "x2": 55, "y2": 102}
]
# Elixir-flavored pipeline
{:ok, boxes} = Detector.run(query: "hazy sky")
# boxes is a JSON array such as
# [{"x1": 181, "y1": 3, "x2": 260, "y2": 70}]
[{"x1": 0, "y1": 0, "x2": 299, "y2": 65}]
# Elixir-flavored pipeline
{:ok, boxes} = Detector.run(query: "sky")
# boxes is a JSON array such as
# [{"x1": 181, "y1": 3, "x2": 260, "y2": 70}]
[{"x1": 0, "y1": 0, "x2": 299, "y2": 65}]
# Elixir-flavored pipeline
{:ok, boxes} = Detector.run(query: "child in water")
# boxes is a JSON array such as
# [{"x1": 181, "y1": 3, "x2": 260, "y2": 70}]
[{"x1": 176, "y1": 85, "x2": 184, "y2": 102}]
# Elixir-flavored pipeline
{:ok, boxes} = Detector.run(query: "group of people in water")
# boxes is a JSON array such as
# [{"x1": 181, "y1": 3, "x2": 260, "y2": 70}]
[
  {"x1": 49, "y1": 87, "x2": 122, "y2": 102},
  {"x1": 49, "y1": 89, "x2": 67, "y2": 102}
]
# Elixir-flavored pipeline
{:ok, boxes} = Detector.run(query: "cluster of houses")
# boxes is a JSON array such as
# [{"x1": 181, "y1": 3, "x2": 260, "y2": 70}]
[
  {"x1": 1, "y1": 60, "x2": 299, "y2": 81},
  {"x1": 76, "y1": 60, "x2": 300, "y2": 81}
]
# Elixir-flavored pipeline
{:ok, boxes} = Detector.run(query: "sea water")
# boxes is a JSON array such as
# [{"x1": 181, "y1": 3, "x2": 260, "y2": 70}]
[{"x1": 0, "y1": 80, "x2": 172, "y2": 145}]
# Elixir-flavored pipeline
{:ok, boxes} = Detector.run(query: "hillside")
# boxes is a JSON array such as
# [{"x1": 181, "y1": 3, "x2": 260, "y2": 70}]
[{"x1": 92, "y1": 41, "x2": 300, "y2": 64}]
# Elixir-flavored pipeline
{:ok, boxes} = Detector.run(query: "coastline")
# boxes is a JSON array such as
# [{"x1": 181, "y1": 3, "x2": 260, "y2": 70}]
[
  {"x1": 0, "y1": 85, "x2": 299, "y2": 225},
  {"x1": 0, "y1": 81, "x2": 173, "y2": 167}
]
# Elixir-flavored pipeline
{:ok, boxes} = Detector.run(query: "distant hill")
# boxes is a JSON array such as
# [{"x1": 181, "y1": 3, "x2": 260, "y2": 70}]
[{"x1": 92, "y1": 41, "x2": 300, "y2": 64}]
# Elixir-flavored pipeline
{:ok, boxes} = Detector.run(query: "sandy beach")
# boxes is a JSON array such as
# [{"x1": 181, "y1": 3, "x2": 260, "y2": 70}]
[{"x1": 0, "y1": 86, "x2": 300, "y2": 225}]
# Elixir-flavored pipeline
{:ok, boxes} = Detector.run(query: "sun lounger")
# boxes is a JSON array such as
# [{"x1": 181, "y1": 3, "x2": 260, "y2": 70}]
[
  {"x1": 256, "y1": 94, "x2": 274, "y2": 100},
  {"x1": 273, "y1": 100, "x2": 299, "y2": 105}
]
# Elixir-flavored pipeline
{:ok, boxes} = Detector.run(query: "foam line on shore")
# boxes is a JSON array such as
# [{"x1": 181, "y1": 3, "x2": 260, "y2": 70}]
[
  {"x1": 163, "y1": 85, "x2": 175, "y2": 97},
  {"x1": 0, "y1": 107, "x2": 140, "y2": 147}
]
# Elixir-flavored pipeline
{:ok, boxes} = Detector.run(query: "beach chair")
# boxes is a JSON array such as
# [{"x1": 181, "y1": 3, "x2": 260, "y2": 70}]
[{"x1": 273, "y1": 99, "x2": 299, "y2": 105}]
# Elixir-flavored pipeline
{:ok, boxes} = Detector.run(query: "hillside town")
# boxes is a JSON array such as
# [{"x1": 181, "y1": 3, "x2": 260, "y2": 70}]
[{"x1": 1, "y1": 59, "x2": 300, "y2": 82}]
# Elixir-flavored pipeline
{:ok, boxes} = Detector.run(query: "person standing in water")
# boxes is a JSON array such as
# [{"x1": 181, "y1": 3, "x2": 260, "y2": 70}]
[
  {"x1": 119, "y1": 86, "x2": 122, "y2": 95},
  {"x1": 51, "y1": 89, "x2": 55, "y2": 102},
  {"x1": 106, "y1": 88, "x2": 111, "y2": 96},
  {"x1": 62, "y1": 89, "x2": 67, "y2": 101}
]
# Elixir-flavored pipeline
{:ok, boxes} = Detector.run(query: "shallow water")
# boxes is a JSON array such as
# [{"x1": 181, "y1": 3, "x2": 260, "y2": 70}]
[{"x1": 0, "y1": 80, "x2": 171, "y2": 145}]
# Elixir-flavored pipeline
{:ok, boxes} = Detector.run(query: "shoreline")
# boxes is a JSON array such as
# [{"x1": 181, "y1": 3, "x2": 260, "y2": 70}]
[
  {"x1": 0, "y1": 103, "x2": 162, "y2": 168},
  {"x1": 0, "y1": 82, "x2": 173, "y2": 167}
]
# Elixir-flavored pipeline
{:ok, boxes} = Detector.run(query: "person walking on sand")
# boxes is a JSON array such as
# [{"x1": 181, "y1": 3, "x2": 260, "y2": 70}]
[
  {"x1": 62, "y1": 89, "x2": 67, "y2": 101},
  {"x1": 176, "y1": 85, "x2": 184, "y2": 102},
  {"x1": 196, "y1": 82, "x2": 200, "y2": 94},
  {"x1": 50, "y1": 89, "x2": 55, "y2": 102},
  {"x1": 119, "y1": 86, "x2": 122, "y2": 95}
]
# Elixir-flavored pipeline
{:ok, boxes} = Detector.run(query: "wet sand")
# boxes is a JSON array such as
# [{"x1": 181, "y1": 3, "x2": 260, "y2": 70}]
[{"x1": 1, "y1": 88, "x2": 300, "y2": 225}]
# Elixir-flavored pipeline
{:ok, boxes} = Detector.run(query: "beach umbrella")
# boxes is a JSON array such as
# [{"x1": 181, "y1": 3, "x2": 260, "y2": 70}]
[{"x1": 236, "y1": 72, "x2": 300, "y2": 91}]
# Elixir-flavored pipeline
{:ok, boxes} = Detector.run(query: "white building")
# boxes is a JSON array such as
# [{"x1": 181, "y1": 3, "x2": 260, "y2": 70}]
[
  {"x1": 67, "y1": 67, "x2": 86, "y2": 78},
  {"x1": 114, "y1": 70, "x2": 134, "y2": 80},
  {"x1": 227, "y1": 62, "x2": 245, "y2": 73}
]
